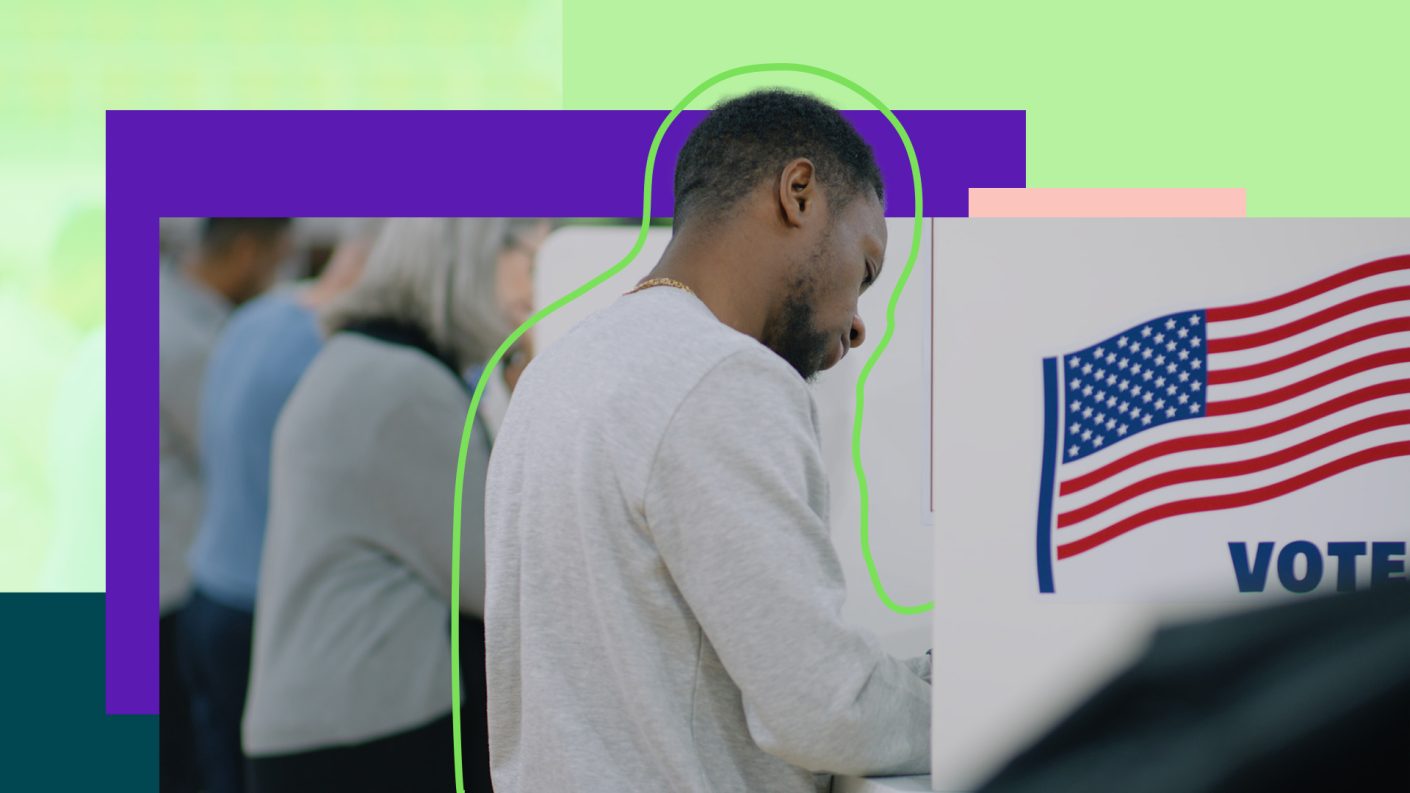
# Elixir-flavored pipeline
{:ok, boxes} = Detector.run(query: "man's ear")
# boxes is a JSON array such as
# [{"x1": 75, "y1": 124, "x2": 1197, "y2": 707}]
[{"x1": 776, "y1": 158, "x2": 816, "y2": 229}]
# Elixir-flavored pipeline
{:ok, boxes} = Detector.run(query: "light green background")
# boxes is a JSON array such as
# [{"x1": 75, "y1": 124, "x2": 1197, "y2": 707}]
[{"x1": 1, "y1": 1, "x2": 1405, "y2": 591}]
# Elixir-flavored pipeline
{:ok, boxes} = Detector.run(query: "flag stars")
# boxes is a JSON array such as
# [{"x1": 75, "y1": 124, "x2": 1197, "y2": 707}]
[{"x1": 1062, "y1": 313, "x2": 1210, "y2": 461}]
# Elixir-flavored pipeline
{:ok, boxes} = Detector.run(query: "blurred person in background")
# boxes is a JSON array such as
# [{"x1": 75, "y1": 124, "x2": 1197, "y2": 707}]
[
  {"x1": 242, "y1": 217, "x2": 551, "y2": 793},
  {"x1": 25, "y1": 204, "x2": 104, "y2": 592},
  {"x1": 160, "y1": 216, "x2": 292, "y2": 791},
  {"x1": 179, "y1": 219, "x2": 381, "y2": 793}
]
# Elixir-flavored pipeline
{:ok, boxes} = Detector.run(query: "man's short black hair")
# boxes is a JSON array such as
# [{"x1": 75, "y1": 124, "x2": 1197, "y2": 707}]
[
  {"x1": 672, "y1": 89, "x2": 884, "y2": 232},
  {"x1": 201, "y1": 217, "x2": 293, "y2": 254}
]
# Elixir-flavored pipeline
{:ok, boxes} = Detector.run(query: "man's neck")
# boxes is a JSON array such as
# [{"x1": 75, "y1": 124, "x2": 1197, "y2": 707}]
[
  {"x1": 182, "y1": 256, "x2": 238, "y2": 306},
  {"x1": 646, "y1": 224, "x2": 776, "y2": 343}
]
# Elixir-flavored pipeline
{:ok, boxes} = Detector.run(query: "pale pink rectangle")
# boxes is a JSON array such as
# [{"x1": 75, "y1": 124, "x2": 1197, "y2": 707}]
[{"x1": 968, "y1": 188, "x2": 1246, "y2": 217}]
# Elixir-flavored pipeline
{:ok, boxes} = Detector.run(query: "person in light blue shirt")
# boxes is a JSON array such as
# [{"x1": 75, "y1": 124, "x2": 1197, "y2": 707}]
[
  {"x1": 181, "y1": 222, "x2": 376, "y2": 793},
  {"x1": 189, "y1": 293, "x2": 320, "y2": 607}
]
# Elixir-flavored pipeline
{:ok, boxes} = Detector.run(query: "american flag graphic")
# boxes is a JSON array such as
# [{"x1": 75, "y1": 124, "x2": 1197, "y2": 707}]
[{"x1": 1035, "y1": 254, "x2": 1410, "y2": 593}]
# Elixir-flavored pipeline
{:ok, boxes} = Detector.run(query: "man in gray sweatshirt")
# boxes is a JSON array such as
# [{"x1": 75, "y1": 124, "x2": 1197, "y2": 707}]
[{"x1": 485, "y1": 89, "x2": 931, "y2": 792}]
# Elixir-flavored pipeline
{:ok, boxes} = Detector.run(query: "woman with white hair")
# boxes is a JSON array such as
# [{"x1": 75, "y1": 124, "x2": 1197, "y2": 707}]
[{"x1": 242, "y1": 217, "x2": 552, "y2": 792}]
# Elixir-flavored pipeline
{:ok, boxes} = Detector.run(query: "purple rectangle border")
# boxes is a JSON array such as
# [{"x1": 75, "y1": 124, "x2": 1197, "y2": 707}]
[{"x1": 107, "y1": 109, "x2": 1025, "y2": 714}]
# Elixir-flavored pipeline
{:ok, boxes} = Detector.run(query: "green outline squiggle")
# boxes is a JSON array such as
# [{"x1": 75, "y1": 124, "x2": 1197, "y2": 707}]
[{"x1": 451, "y1": 62, "x2": 933, "y2": 790}]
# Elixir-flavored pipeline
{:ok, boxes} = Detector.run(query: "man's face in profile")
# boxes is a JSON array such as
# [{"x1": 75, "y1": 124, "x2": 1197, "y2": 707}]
[{"x1": 764, "y1": 188, "x2": 887, "y2": 382}]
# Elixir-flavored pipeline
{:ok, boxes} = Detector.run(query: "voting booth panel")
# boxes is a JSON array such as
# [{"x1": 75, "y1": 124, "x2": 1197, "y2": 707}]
[
  {"x1": 532, "y1": 222, "x2": 936, "y2": 658},
  {"x1": 931, "y1": 218, "x2": 1410, "y2": 790}
]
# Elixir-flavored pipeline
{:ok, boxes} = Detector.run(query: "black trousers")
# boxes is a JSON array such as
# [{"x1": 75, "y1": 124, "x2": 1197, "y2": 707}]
[
  {"x1": 160, "y1": 608, "x2": 199, "y2": 792},
  {"x1": 178, "y1": 589, "x2": 254, "y2": 793},
  {"x1": 246, "y1": 615, "x2": 492, "y2": 792}
]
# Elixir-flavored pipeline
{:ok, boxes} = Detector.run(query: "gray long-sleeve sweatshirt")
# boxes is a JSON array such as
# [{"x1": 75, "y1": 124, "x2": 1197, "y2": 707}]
[{"x1": 484, "y1": 285, "x2": 931, "y2": 792}]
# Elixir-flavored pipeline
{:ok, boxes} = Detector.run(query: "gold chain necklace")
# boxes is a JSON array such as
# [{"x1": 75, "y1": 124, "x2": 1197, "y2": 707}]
[{"x1": 624, "y1": 277, "x2": 696, "y2": 297}]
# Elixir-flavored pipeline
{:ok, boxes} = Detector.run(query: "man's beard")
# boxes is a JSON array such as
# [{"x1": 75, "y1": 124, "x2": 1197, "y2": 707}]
[{"x1": 762, "y1": 276, "x2": 834, "y2": 382}]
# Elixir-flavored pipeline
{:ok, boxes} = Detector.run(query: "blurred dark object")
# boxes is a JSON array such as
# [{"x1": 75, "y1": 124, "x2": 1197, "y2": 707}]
[
  {"x1": 977, "y1": 583, "x2": 1410, "y2": 793},
  {"x1": 301, "y1": 242, "x2": 335, "y2": 281}
]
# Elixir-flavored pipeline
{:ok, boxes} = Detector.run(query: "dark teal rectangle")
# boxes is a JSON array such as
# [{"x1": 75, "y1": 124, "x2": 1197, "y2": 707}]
[{"x1": 0, "y1": 593, "x2": 156, "y2": 790}]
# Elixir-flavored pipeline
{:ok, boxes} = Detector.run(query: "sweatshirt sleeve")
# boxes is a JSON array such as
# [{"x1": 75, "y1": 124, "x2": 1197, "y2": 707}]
[{"x1": 643, "y1": 347, "x2": 931, "y2": 777}]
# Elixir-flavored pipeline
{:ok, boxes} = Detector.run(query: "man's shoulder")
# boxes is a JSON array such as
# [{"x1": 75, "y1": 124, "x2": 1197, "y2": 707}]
[
  {"x1": 227, "y1": 289, "x2": 306, "y2": 331},
  {"x1": 533, "y1": 289, "x2": 786, "y2": 401},
  {"x1": 214, "y1": 293, "x2": 316, "y2": 365},
  {"x1": 510, "y1": 291, "x2": 814, "y2": 458}
]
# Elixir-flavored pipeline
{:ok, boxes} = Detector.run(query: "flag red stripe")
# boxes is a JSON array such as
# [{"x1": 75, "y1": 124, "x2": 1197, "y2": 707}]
[
  {"x1": 1206, "y1": 286, "x2": 1410, "y2": 354},
  {"x1": 1207, "y1": 318, "x2": 1410, "y2": 385},
  {"x1": 1206, "y1": 254, "x2": 1410, "y2": 322},
  {"x1": 1055, "y1": 410, "x2": 1410, "y2": 528},
  {"x1": 1060, "y1": 379, "x2": 1410, "y2": 495},
  {"x1": 1056, "y1": 441, "x2": 1410, "y2": 559},
  {"x1": 1206, "y1": 348, "x2": 1410, "y2": 415}
]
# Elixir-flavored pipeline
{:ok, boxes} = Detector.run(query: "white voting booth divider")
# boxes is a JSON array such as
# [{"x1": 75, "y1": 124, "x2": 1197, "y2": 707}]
[{"x1": 931, "y1": 218, "x2": 1410, "y2": 791}]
